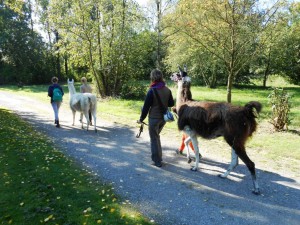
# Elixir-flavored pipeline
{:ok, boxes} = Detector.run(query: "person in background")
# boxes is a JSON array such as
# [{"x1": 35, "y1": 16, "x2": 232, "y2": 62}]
[
  {"x1": 138, "y1": 69, "x2": 175, "y2": 167},
  {"x1": 48, "y1": 76, "x2": 64, "y2": 128},
  {"x1": 80, "y1": 77, "x2": 93, "y2": 125}
]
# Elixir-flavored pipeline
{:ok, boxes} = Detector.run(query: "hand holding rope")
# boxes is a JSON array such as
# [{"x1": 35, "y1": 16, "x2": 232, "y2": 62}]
[{"x1": 136, "y1": 120, "x2": 147, "y2": 138}]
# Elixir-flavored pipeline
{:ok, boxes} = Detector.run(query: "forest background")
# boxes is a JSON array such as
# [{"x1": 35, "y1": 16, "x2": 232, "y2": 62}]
[{"x1": 1, "y1": 0, "x2": 300, "y2": 103}]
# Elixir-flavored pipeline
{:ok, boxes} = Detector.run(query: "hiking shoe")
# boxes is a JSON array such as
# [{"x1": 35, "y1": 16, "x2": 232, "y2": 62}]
[
  {"x1": 152, "y1": 162, "x2": 162, "y2": 167},
  {"x1": 155, "y1": 163, "x2": 162, "y2": 167},
  {"x1": 175, "y1": 149, "x2": 183, "y2": 155}
]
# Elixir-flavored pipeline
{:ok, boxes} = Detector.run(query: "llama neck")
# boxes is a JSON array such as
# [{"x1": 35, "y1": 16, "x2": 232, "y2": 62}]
[
  {"x1": 176, "y1": 81, "x2": 184, "y2": 111},
  {"x1": 68, "y1": 83, "x2": 77, "y2": 96},
  {"x1": 176, "y1": 80, "x2": 192, "y2": 112}
]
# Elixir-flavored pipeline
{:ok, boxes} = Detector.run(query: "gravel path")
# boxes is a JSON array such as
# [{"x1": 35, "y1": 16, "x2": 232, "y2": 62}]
[{"x1": 1, "y1": 90, "x2": 299, "y2": 225}]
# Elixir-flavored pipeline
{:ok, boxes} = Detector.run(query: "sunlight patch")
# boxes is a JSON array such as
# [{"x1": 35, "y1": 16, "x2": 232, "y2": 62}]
[
  {"x1": 223, "y1": 209, "x2": 268, "y2": 222},
  {"x1": 273, "y1": 181, "x2": 300, "y2": 190}
]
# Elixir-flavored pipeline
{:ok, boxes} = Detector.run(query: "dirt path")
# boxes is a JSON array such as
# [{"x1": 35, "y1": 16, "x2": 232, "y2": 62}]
[{"x1": 1, "y1": 90, "x2": 299, "y2": 225}]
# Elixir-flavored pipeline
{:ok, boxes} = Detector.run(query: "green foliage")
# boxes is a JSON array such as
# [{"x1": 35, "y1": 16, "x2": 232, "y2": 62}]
[
  {"x1": 48, "y1": 0, "x2": 156, "y2": 97},
  {"x1": 164, "y1": 0, "x2": 268, "y2": 96},
  {"x1": 268, "y1": 87, "x2": 292, "y2": 131},
  {"x1": 0, "y1": 108, "x2": 153, "y2": 225},
  {"x1": 1, "y1": 0, "x2": 300, "y2": 98},
  {"x1": 0, "y1": 1, "x2": 56, "y2": 85},
  {"x1": 119, "y1": 81, "x2": 148, "y2": 100}
]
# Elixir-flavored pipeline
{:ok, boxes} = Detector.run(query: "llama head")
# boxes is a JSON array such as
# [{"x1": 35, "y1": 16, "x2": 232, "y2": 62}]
[
  {"x1": 179, "y1": 65, "x2": 187, "y2": 78},
  {"x1": 170, "y1": 65, "x2": 191, "y2": 85},
  {"x1": 67, "y1": 78, "x2": 76, "y2": 95},
  {"x1": 67, "y1": 78, "x2": 74, "y2": 84}
]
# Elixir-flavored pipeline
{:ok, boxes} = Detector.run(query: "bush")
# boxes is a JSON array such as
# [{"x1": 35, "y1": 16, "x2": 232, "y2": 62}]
[
  {"x1": 119, "y1": 81, "x2": 148, "y2": 100},
  {"x1": 268, "y1": 87, "x2": 292, "y2": 131}
]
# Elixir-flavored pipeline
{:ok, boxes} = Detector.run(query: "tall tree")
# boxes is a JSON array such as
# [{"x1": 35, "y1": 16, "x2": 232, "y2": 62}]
[
  {"x1": 48, "y1": 0, "x2": 150, "y2": 96},
  {"x1": 0, "y1": 0, "x2": 54, "y2": 84},
  {"x1": 144, "y1": 0, "x2": 177, "y2": 69},
  {"x1": 165, "y1": 0, "x2": 282, "y2": 102},
  {"x1": 278, "y1": 2, "x2": 300, "y2": 85}
]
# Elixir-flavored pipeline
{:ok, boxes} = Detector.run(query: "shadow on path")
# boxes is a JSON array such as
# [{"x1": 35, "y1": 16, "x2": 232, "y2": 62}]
[{"x1": 1, "y1": 91, "x2": 299, "y2": 225}]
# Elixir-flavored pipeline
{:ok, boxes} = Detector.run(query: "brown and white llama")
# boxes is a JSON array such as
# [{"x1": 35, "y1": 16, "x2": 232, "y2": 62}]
[
  {"x1": 67, "y1": 79, "x2": 97, "y2": 132},
  {"x1": 172, "y1": 68, "x2": 262, "y2": 195}
]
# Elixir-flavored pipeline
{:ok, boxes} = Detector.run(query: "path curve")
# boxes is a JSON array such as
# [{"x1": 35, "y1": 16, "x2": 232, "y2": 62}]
[{"x1": 0, "y1": 90, "x2": 299, "y2": 225}]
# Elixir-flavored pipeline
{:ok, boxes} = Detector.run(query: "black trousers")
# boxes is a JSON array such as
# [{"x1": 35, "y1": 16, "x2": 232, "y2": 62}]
[{"x1": 148, "y1": 118, "x2": 166, "y2": 164}]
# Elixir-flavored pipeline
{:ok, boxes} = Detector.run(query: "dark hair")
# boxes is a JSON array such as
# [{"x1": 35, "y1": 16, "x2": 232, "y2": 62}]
[
  {"x1": 150, "y1": 69, "x2": 163, "y2": 82},
  {"x1": 51, "y1": 77, "x2": 58, "y2": 83}
]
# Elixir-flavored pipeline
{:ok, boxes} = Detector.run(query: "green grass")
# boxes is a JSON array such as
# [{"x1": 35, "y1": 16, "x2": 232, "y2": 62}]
[
  {"x1": 0, "y1": 108, "x2": 153, "y2": 225},
  {"x1": 1, "y1": 80, "x2": 299, "y2": 164}
]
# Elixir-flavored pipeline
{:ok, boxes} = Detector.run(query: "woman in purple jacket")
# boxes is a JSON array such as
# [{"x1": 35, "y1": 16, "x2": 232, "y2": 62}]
[{"x1": 139, "y1": 69, "x2": 174, "y2": 167}]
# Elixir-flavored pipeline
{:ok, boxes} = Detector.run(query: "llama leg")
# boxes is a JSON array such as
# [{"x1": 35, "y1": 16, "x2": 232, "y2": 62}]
[
  {"x1": 91, "y1": 107, "x2": 97, "y2": 133},
  {"x1": 93, "y1": 114, "x2": 97, "y2": 132},
  {"x1": 72, "y1": 111, "x2": 76, "y2": 126},
  {"x1": 183, "y1": 126, "x2": 194, "y2": 164},
  {"x1": 184, "y1": 126, "x2": 200, "y2": 171},
  {"x1": 190, "y1": 135, "x2": 199, "y2": 171},
  {"x1": 92, "y1": 108, "x2": 97, "y2": 133},
  {"x1": 80, "y1": 113, "x2": 83, "y2": 124},
  {"x1": 235, "y1": 150, "x2": 260, "y2": 195},
  {"x1": 219, "y1": 148, "x2": 238, "y2": 178},
  {"x1": 84, "y1": 112, "x2": 89, "y2": 131},
  {"x1": 185, "y1": 136, "x2": 202, "y2": 159},
  {"x1": 184, "y1": 136, "x2": 192, "y2": 163},
  {"x1": 80, "y1": 113, "x2": 84, "y2": 129}
]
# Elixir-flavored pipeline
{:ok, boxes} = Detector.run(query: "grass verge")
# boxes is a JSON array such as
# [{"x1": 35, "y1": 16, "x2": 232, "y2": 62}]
[{"x1": 0, "y1": 108, "x2": 153, "y2": 225}]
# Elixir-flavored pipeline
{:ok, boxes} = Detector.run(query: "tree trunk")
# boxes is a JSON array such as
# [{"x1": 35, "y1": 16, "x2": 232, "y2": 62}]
[
  {"x1": 96, "y1": 6, "x2": 105, "y2": 97},
  {"x1": 263, "y1": 51, "x2": 271, "y2": 87},
  {"x1": 227, "y1": 72, "x2": 233, "y2": 103},
  {"x1": 64, "y1": 54, "x2": 68, "y2": 77},
  {"x1": 54, "y1": 31, "x2": 61, "y2": 77},
  {"x1": 156, "y1": 0, "x2": 161, "y2": 68}
]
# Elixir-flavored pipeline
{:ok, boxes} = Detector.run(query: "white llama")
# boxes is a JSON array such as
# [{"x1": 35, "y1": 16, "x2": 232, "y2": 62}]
[{"x1": 67, "y1": 79, "x2": 97, "y2": 132}]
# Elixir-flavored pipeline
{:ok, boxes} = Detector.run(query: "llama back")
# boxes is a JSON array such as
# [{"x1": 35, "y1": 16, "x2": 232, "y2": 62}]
[{"x1": 177, "y1": 104, "x2": 207, "y2": 132}]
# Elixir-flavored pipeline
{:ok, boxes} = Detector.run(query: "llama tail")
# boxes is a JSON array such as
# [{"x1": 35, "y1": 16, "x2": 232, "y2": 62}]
[
  {"x1": 244, "y1": 101, "x2": 262, "y2": 135},
  {"x1": 244, "y1": 101, "x2": 262, "y2": 117}
]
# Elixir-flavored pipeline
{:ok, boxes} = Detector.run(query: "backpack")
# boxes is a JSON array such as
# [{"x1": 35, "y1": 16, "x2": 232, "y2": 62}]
[{"x1": 53, "y1": 87, "x2": 63, "y2": 102}]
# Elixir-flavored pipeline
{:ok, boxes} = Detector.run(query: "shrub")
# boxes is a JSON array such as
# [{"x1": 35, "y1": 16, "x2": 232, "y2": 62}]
[
  {"x1": 268, "y1": 87, "x2": 292, "y2": 131},
  {"x1": 120, "y1": 81, "x2": 148, "y2": 100}
]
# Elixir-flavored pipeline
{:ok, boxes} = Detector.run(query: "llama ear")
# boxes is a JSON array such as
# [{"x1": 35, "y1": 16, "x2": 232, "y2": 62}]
[{"x1": 184, "y1": 65, "x2": 187, "y2": 72}]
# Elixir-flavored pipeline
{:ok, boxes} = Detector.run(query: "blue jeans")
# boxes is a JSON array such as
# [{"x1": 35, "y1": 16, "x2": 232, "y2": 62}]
[
  {"x1": 51, "y1": 101, "x2": 62, "y2": 121},
  {"x1": 148, "y1": 118, "x2": 166, "y2": 164}
]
